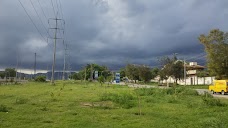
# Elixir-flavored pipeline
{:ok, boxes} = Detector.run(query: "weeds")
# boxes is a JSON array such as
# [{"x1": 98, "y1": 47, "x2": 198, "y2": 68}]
[
  {"x1": 200, "y1": 117, "x2": 223, "y2": 128},
  {"x1": 134, "y1": 88, "x2": 156, "y2": 96},
  {"x1": 165, "y1": 87, "x2": 198, "y2": 96},
  {"x1": 15, "y1": 97, "x2": 29, "y2": 104},
  {"x1": 202, "y1": 92, "x2": 226, "y2": 107},
  {"x1": 0, "y1": 104, "x2": 9, "y2": 112},
  {"x1": 1, "y1": 81, "x2": 228, "y2": 127},
  {"x1": 100, "y1": 92, "x2": 136, "y2": 109}
]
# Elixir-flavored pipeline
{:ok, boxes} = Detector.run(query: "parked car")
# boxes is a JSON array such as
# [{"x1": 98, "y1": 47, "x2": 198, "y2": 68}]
[{"x1": 209, "y1": 80, "x2": 228, "y2": 95}]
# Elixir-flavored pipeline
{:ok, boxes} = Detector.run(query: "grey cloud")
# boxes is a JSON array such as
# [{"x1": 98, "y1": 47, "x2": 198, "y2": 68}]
[{"x1": 0, "y1": 0, "x2": 227, "y2": 71}]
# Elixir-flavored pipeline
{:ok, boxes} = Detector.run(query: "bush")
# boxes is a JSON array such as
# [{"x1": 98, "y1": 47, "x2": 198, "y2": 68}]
[
  {"x1": 0, "y1": 104, "x2": 9, "y2": 112},
  {"x1": 100, "y1": 93, "x2": 136, "y2": 109},
  {"x1": 98, "y1": 76, "x2": 105, "y2": 86},
  {"x1": 202, "y1": 92, "x2": 226, "y2": 107},
  {"x1": 134, "y1": 88, "x2": 156, "y2": 96},
  {"x1": 200, "y1": 117, "x2": 223, "y2": 128},
  {"x1": 35, "y1": 76, "x2": 46, "y2": 82},
  {"x1": 165, "y1": 87, "x2": 198, "y2": 96},
  {"x1": 15, "y1": 97, "x2": 29, "y2": 104}
]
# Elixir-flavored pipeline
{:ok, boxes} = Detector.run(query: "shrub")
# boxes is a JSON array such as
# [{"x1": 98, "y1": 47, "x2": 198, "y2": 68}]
[
  {"x1": 35, "y1": 76, "x2": 46, "y2": 82},
  {"x1": 100, "y1": 93, "x2": 136, "y2": 109},
  {"x1": 200, "y1": 117, "x2": 223, "y2": 128},
  {"x1": 98, "y1": 76, "x2": 105, "y2": 86},
  {"x1": 134, "y1": 88, "x2": 156, "y2": 96},
  {"x1": 15, "y1": 97, "x2": 29, "y2": 104},
  {"x1": 202, "y1": 92, "x2": 226, "y2": 107},
  {"x1": 0, "y1": 104, "x2": 9, "y2": 112},
  {"x1": 165, "y1": 87, "x2": 198, "y2": 96}
]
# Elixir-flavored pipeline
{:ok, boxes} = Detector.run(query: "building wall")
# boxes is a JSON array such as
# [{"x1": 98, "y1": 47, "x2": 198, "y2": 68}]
[{"x1": 157, "y1": 76, "x2": 215, "y2": 85}]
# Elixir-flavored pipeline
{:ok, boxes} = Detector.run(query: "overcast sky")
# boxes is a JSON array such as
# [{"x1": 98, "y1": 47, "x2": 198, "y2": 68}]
[{"x1": 0, "y1": 0, "x2": 228, "y2": 72}]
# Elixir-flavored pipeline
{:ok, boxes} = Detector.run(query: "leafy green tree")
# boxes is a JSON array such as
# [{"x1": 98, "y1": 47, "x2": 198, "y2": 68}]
[
  {"x1": 125, "y1": 64, "x2": 153, "y2": 83},
  {"x1": 172, "y1": 60, "x2": 184, "y2": 83},
  {"x1": 70, "y1": 72, "x2": 83, "y2": 80},
  {"x1": 158, "y1": 55, "x2": 184, "y2": 83},
  {"x1": 79, "y1": 64, "x2": 112, "y2": 81},
  {"x1": 199, "y1": 29, "x2": 228, "y2": 79},
  {"x1": 151, "y1": 68, "x2": 159, "y2": 79},
  {"x1": 106, "y1": 75, "x2": 114, "y2": 85},
  {"x1": 158, "y1": 69, "x2": 168, "y2": 82},
  {"x1": 119, "y1": 68, "x2": 126, "y2": 80},
  {"x1": 138, "y1": 65, "x2": 152, "y2": 83},
  {"x1": 197, "y1": 70, "x2": 209, "y2": 85},
  {"x1": 5, "y1": 68, "x2": 16, "y2": 77},
  {"x1": 35, "y1": 76, "x2": 46, "y2": 82},
  {"x1": 98, "y1": 75, "x2": 105, "y2": 86},
  {"x1": 0, "y1": 72, "x2": 5, "y2": 79},
  {"x1": 158, "y1": 56, "x2": 174, "y2": 81},
  {"x1": 125, "y1": 64, "x2": 140, "y2": 83}
]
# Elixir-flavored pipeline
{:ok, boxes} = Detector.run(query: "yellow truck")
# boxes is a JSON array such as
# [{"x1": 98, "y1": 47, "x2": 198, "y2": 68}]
[{"x1": 209, "y1": 80, "x2": 228, "y2": 95}]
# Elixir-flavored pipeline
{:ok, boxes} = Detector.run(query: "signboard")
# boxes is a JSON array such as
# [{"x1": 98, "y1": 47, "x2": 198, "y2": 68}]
[
  {"x1": 94, "y1": 71, "x2": 98, "y2": 79},
  {"x1": 115, "y1": 73, "x2": 120, "y2": 83}
]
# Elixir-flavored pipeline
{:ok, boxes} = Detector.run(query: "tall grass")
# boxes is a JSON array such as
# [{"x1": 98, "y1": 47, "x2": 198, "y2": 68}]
[
  {"x1": 0, "y1": 81, "x2": 228, "y2": 128},
  {"x1": 100, "y1": 92, "x2": 136, "y2": 109}
]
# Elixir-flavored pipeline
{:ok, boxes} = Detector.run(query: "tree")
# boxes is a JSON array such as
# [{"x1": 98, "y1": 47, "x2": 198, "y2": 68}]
[
  {"x1": 125, "y1": 64, "x2": 153, "y2": 83},
  {"x1": 70, "y1": 72, "x2": 83, "y2": 80},
  {"x1": 5, "y1": 68, "x2": 16, "y2": 77},
  {"x1": 158, "y1": 56, "x2": 174, "y2": 82},
  {"x1": 106, "y1": 75, "x2": 114, "y2": 85},
  {"x1": 158, "y1": 69, "x2": 168, "y2": 83},
  {"x1": 138, "y1": 65, "x2": 152, "y2": 83},
  {"x1": 119, "y1": 68, "x2": 126, "y2": 80},
  {"x1": 79, "y1": 64, "x2": 112, "y2": 81},
  {"x1": 158, "y1": 55, "x2": 184, "y2": 84},
  {"x1": 172, "y1": 60, "x2": 184, "y2": 83},
  {"x1": 125, "y1": 64, "x2": 140, "y2": 83},
  {"x1": 197, "y1": 70, "x2": 209, "y2": 85},
  {"x1": 151, "y1": 68, "x2": 159, "y2": 79},
  {"x1": 35, "y1": 76, "x2": 46, "y2": 82},
  {"x1": 0, "y1": 72, "x2": 5, "y2": 79},
  {"x1": 198, "y1": 29, "x2": 228, "y2": 79},
  {"x1": 98, "y1": 75, "x2": 105, "y2": 86}
]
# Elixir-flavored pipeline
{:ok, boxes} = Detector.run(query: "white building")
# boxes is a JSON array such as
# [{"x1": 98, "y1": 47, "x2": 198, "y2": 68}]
[{"x1": 155, "y1": 62, "x2": 214, "y2": 85}]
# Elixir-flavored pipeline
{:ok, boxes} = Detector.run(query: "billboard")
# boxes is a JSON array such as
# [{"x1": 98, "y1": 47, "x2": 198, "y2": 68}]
[{"x1": 115, "y1": 73, "x2": 120, "y2": 83}]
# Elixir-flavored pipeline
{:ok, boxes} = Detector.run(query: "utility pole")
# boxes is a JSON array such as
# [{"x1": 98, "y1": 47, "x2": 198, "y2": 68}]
[
  {"x1": 16, "y1": 54, "x2": 19, "y2": 82},
  {"x1": 34, "y1": 53, "x2": 36, "y2": 77},
  {"x1": 84, "y1": 67, "x2": 87, "y2": 81},
  {"x1": 184, "y1": 58, "x2": 186, "y2": 86},
  {"x1": 51, "y1": 18, "x2": 57, "y2": 84},
  {"x1": 62, "y1": 43, "x2": 67, "y2": 80},
  {"x1": 48, "y1": 17, "x2": 65, "y2": 84},
  {"x1": 46, "y1": 64, "x2": 49, "y2": 80},
  {"x1": 90, "y1": 64, "x2": 93, "y2": 81}
]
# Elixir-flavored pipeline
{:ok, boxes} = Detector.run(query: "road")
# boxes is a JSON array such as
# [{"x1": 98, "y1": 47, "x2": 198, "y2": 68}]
[
  {"x1": 196, "y1": 89, "x2": 228, "y2": 99},
  {"x1": 115, "y1": 82, "x2": 228, "y2": 99}
]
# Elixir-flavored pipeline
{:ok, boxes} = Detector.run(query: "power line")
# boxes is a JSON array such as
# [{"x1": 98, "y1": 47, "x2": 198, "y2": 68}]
[
  {"x1": 37, "y1": 0, "x2": 48, "y2": 21},
  {"x1": 51, "y1": 0, "x2": 57, "y2": 18},
  {"x1": 18, "y1": 0, "x2": 47, "y2": 43},
  {"x1": 30, "y1": 0, "x2": 49, "y2": 34},
  {"x1": 58, "y1": 0, "x2": 64, "y2": 19},
  {"x1": 185, "y1": 52, "x2": 206, "y2": 61},
  {"x1": 54, "y1": 0, "x2": 65, "y2": 37},
  {"x1": 55, "y1": 0, "x2": 61, "y2": 17}
]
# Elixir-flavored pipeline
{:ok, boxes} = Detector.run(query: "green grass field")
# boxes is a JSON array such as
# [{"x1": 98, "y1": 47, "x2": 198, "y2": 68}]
[{"x1": 0, "y1": 81, "x2": 228, "y2": 128}]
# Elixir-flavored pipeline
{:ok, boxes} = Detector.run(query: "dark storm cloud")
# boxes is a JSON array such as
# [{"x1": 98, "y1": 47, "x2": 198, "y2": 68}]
[{"x1": 0, "y1": 0, "x2": 228, "y2": 71}]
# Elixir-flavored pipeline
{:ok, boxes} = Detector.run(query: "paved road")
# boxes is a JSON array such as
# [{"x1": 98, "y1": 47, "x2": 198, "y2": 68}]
[
  {"x1": 196, "y1": 89, "x2": 228, "y2": 99},
  {"x1": 115, "y1": 82, "x2": 228, "y2": 99}
]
